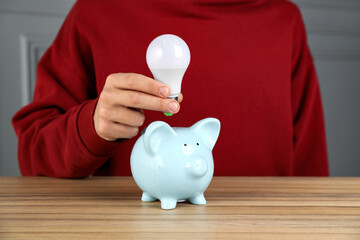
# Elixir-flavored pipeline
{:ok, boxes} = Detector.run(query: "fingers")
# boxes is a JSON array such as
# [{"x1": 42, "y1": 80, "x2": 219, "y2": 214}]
[
  {"x1": 113, "y1": 90, "x2": 180, "y2": 114},
  {"x1": 94, "y1": 72, "x2": 184, "y2": 141},
  {"x1": 105, "y1": 105, "x2": 145, "y2": 127},
  {"x1": 107, "y1": 73, "x2": 171, "y2": 98},
  {"x1": 94, "y1": 106, "x2": 144, "y2": 140},
  {"x1": 177, "y1": 93, "x2": 183, "y2": 103},
  {"x1": 95, "y1": 118, "x2": 140, "y2": 140}
]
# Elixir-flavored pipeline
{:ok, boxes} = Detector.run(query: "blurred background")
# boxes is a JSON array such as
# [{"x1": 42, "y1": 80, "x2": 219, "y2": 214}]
[{"x1": 0, "y1": 0, "x2": 359, "y2": 176}]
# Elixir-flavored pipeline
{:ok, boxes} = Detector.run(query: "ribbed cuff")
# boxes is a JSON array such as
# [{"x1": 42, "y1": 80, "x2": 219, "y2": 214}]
[{"x1": 77, "y1": 99, "x2": 121, "y2": 157}]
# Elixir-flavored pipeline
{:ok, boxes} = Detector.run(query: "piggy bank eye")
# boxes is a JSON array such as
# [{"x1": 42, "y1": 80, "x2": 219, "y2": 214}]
[
  {"x1": 184, "y1": 144, "x2": 187, "y2": 146},
  {"x1": 196, "y1": 143, "x2": 199, "y2": 146}
]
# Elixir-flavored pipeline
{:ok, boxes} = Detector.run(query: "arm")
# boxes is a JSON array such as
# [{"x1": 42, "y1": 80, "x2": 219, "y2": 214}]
[
  {"x1": 291, "y1": 6, "x2": 329, "y2": 176},
  {"x1": 12, "y1": 2, "x2": 180, "y2": 178},
  {"x1": 12, "y1": 43, "x2": 111, "y2": 177}
]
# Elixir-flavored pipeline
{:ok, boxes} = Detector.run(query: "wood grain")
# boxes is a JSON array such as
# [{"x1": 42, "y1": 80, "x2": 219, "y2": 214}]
[{"x1": 0, "y1": 177, "x2": 359, "y2": 239}]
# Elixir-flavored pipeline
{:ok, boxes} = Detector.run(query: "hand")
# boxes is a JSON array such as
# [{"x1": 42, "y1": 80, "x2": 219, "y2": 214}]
[{"x1": 94, "y1": 73, "x2": 183, "y2": 141}]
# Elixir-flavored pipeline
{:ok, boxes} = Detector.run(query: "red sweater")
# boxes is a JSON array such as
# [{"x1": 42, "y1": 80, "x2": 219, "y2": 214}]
[{"x1": 12, "y1": 0, "x2": 329, "y2": 177}]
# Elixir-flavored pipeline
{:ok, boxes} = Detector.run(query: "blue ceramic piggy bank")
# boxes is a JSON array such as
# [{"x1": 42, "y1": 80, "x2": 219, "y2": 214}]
[{"x1": 130, "y1": 118, "x2": 220, "y2": 210}]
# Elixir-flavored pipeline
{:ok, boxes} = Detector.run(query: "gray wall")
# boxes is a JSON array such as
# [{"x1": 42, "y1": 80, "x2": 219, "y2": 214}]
[{"x1": 0, "y1": 0, "x2": 359, "y2": 176}]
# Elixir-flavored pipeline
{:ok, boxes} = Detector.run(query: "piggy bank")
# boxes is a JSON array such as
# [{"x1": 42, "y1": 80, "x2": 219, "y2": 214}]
[{"x1": 130, "y1": 118, "x2": 220, "y2": 210}]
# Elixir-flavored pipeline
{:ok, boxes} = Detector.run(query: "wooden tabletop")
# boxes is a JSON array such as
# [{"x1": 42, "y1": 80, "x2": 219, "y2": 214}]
[{"x1": 0, "y1": 177, "x2": 360, "y2": 239}]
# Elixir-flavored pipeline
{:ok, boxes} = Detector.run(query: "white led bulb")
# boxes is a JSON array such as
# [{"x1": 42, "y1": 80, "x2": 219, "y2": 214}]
[{"x1": 146, "y1": 34, "x2": 191, "y2": 101}]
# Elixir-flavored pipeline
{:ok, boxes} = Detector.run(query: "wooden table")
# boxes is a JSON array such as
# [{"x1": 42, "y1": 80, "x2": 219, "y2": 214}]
[{"x1": 0, "y1": 177, "x2": 359, "y2": 239}]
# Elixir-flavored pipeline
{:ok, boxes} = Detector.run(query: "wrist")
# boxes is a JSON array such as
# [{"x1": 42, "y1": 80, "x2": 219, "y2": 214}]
[{"x1": 77, "y1": 99, "x2": 121, "y2": 156}]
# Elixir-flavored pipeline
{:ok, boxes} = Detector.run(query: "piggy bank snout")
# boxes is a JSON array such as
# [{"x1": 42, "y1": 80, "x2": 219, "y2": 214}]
[{"x1": 186, "y1": 156, "x2": 208, "y2": 178}]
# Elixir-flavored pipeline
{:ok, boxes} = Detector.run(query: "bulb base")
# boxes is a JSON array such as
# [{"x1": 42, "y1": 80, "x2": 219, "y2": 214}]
[{"x1": 168, "y1": 96, "x2": 179, "y2": 101}]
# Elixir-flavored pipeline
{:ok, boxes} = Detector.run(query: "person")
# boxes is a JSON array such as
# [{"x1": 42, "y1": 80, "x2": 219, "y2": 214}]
[{"x1": 12, "y1": 0, "x2": 329, "y2": 178}]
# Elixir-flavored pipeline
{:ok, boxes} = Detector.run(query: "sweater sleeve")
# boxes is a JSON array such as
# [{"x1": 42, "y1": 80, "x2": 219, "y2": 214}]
[
  {"x1": 291, "y1": 6, "x2": 329, "y2": 176},
  {"x1": 12, "y1": 2, "x2": 121, "y2": 178}
]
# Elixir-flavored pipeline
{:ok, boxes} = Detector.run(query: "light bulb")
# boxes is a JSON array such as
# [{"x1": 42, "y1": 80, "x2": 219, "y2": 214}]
[{"x1": 146, "y1": 34, "x2": 191, "y2": 116}]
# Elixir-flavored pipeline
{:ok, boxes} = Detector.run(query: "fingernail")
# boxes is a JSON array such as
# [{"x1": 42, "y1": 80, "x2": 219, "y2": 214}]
[
  {"x1": 160, "y1": 87, "x2": 169, "y2": 97},
  {"x1": 169, "y1": 101, "x2": 178, "y2": 112}
]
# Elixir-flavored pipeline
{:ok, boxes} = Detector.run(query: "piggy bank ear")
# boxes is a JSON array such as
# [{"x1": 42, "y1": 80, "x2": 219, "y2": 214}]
[
  {"x1": 143, "y1": 121, "x2": 176, "y2": 156},
  {"x1": 191, "y1": 118, "x2": 220, "y2": 150}
]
